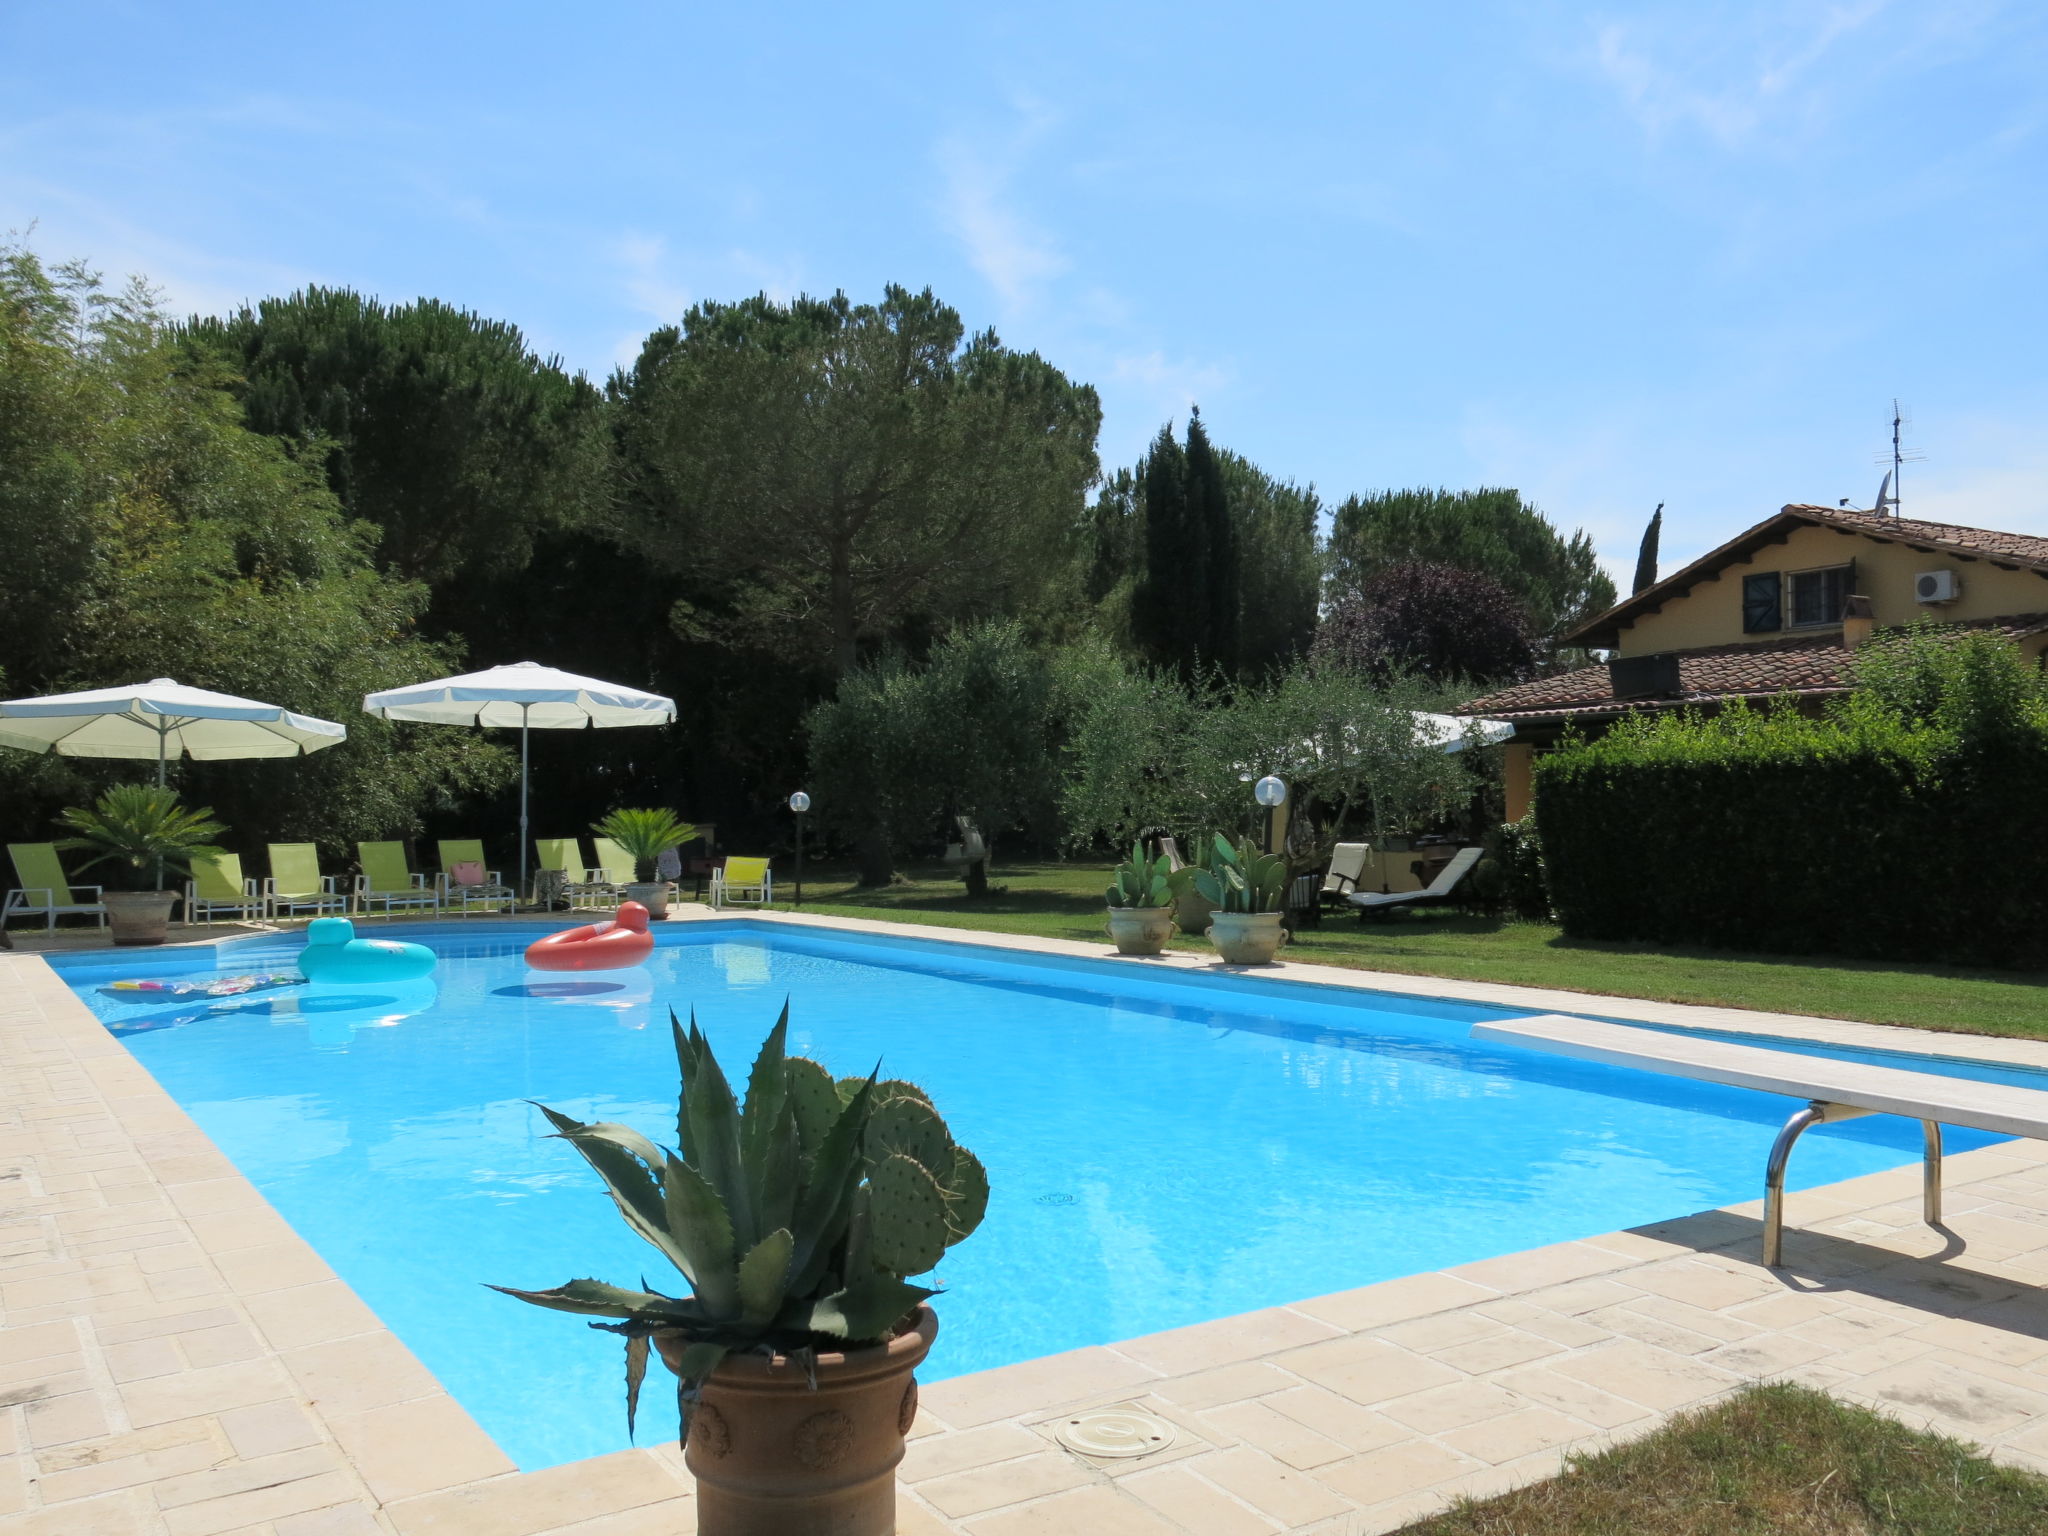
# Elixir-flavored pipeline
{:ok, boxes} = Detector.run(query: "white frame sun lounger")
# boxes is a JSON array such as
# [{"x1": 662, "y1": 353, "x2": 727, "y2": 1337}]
[
  {"x1": 1319, "y1": 842, "x2": 1370, "y2": 903},
  {"x1": 1472, "y1": 1014, "x2": 2048, "y2": 1266},
  {"x1": 1346, "y1": 845, "x2": 1483, "y2": 914}
]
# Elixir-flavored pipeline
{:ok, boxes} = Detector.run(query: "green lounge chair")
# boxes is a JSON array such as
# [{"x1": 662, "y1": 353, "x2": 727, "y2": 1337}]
[
  {"x1": 3, "y1": 843, "x2": 108, "y2": 932},
  {"x1": 436, "y1": 839, "x2": 514, "y2": 916},
  {"x1": 710, "y1": 855, "x2": 772, "y2": 909},
  {"x1": 264, "y1": 843, "x2": 350, "y2": 920},
  {"x1": 535, "y1": 838, "x2": 609, "y2": 910},
  {"x1": 355, "y1": 841, "x2": 441, "y2": 917},
  {"x1": 186, "y1": 851, "x2": 259, "y2": 925},
  {"x1": 590, "y1": 837, "x2": 637, "y2": 891}
]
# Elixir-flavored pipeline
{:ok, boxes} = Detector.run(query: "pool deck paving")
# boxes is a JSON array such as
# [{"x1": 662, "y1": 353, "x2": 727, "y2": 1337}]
[{"x1": 6, "y1": 906, "x2": 2048, "y2": 1534}]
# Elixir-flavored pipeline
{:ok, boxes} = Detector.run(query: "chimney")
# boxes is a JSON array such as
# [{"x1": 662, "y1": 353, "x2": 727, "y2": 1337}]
[{"x1": 1842, "y1": 594, "x2": 1875, "y2": 648}]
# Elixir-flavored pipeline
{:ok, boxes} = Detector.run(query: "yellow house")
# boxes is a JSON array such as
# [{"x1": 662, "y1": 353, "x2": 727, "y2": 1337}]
[{"x1": 1458, "y1": 505, "x2": 2048, "y2": 819}]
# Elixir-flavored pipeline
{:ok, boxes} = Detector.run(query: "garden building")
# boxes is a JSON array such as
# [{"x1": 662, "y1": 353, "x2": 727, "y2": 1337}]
[{"x1": 1458, "y1": 504, "x2": 2048, "y2": 818}]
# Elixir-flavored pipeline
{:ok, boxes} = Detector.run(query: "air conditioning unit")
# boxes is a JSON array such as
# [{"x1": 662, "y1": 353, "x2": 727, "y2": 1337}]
[{"x1": 1914, "y1": 570, "x2": 1960, "y2": 604}]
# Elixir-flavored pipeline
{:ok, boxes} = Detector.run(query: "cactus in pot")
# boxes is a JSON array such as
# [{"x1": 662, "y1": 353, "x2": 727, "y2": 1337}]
[
  {"x1": 1195, "y1": 834, "x2": 1290, "y2": 964},
  {"x1": 1192, "y1": 833, "x2": 1288, "y2": 914},
  {"x1": 495, "y1": 1003, "x2": 986, "y2": 1535},
  {"x1": 1104, "y1": 842, "x2": 1176, "y2": 955}
]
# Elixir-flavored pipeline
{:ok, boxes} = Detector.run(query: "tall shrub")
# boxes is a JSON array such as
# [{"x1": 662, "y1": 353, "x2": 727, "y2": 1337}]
[{"x1": 1533, "y1": 629, "x2": 2048, "y2": 968}]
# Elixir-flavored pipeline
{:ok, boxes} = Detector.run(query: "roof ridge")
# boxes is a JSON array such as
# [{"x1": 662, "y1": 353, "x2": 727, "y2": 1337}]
[{"x1": 1561, "y1": 505, "x2": 2048, "y2": 649}]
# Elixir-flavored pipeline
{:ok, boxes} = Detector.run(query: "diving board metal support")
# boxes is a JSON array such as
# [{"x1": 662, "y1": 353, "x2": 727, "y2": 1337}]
[{"x1": 1763, "y1": 1099, "x2": 1944, "y2": 1267}]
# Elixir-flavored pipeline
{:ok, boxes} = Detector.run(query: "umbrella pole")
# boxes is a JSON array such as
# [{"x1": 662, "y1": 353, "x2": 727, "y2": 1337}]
[
  {"x1": 518, "y1": 708, "x2": 530, "y2": 903},
  {"x1": 155, "y1": 724, "x2": 167, "y2": 890}
]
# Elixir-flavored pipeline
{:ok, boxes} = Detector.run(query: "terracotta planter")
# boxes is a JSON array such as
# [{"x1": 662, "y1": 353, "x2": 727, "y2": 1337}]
[
  {"x1": 103, "y1": 890, "x2": 178, "y2": 946},
  {"x1": 659, "y1": 1306, "x2": 938, "y2": 1536},
  {"x1": 1106, "y1": 905, "x2": 1174, "y2": 956},
  {"x1": 623, "y1": 881, "x2": 669, "y2": 918},
  {"x1": 1208, "y1": 910, "x2": 1284, "y2": 965}
]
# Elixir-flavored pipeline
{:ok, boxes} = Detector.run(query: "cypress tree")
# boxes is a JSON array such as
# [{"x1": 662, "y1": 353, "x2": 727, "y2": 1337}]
[
  {"x1": 1184, "y1": 408, "x2": 1239, "y2": 678},
  {"x1": 1632, "y1": 504, "x2": 1663, "y2": 595},
  {"x1": 1132, "y1": 424, "x2": 1192, "y2": 672}
]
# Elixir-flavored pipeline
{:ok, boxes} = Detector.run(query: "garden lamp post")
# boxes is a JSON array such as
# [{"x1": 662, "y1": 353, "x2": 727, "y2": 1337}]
[
  {"x1": 788, "y1": 791, "x2": 811, "y2": 907},
  {"x1": 1254, "y1": 774, "x2": 1288, "y2": 856}
]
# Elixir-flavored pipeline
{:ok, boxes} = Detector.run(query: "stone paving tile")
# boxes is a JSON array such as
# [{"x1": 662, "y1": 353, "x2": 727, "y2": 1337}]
[
  {"x1": 1194, "y1": 1446, "x2": 1356, "y2": 1526},
  {"x1": 1260, "y1": 1385, "x2": 1410, "y2": 1454},
  {"x1": 1199, "y1": 1398, "x2": 1354, "y2": 1470},
  {"x1": 1314, "y1": 1438, "x2": 1485, "y2": 1509},
  {"x1": 1114, "y1": 1308, "x2": 1342, "y2": 1376},
  {"x1": 901, "y1": 1421, "x2": 1046, "y2": 1482},
  {"x1": 918, "y1": 1451, "x2": 1097, "y2": 1519},
  {"x1": 1148, "y1": 1360, "x2": 1296, "y2": 1412},
  {"x1": 1122, "y1": 1465, "x2": 1282, "y2": 1533},
  {"x1": 962, "y1": 1484, "x2": 1185, "y2": 1535},
  {"x1": 1275, "y1": 1335, "x2": 1464, "y2": 1406}
]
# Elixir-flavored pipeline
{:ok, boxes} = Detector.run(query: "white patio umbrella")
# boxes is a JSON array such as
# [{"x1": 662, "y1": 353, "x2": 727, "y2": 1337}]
[
  {"x1": 361, "y1": 661, "x2": 677, "y2": 894},
  {"x1": 1417, "y1": 712, "x2": 1514, "y2": 752},
  {"x1": 0, "y1": 678, "x2": 347, "y2": 783}
]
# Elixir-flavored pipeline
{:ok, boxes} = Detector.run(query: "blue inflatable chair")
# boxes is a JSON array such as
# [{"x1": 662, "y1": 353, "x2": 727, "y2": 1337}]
[{"x1": 299, "y1": 917, "x2": 437, "y2": 983}]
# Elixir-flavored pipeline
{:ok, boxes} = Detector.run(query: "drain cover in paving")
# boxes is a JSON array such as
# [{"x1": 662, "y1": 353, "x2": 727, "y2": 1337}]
[{"x1": 1053, "y1": 1406, "x2": 1177, "y2": 1458}]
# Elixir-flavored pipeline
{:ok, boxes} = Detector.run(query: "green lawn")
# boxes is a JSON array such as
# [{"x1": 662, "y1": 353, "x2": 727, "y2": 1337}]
[
  {"x1": 791, "y1": 860, "x2": 2048, "y2": 1040},
  {"x1": 1393, "y1": 1382, "x2": 2048, "y2": 1536}
]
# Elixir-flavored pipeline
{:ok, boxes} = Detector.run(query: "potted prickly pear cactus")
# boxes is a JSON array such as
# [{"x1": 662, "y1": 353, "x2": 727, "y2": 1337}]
[
  {"x1": 1195, "y1": 833, "x2": 1289, "y2": 964},
  {"x1": 1104, "y1": 841, "x2": 1176, "y2": 955},
  {"x1": 1165, "y1": 863, "x2": 1215, "y2": 936},
  {"x1": 496, "y1": 1004, "x2": 986, "y2": 1536}
]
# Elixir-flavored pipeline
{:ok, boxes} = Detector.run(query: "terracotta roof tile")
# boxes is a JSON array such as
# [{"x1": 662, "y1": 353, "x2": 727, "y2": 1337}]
[
  {"x1": 1460, "y1": 613, "x2": 2048, "y2": 723},
  {"x1": 1786, "y1": 506, "x2": 2048, "y2": 567}
]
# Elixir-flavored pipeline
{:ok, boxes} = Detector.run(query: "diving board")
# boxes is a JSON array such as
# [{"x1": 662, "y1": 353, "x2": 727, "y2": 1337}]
[{"x1": 1471, "y1": 1014, "x2": 2048, "y2": 1266}]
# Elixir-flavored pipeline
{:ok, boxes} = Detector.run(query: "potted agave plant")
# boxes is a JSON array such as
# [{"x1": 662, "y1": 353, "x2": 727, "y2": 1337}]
[
  {"x1": 55, "y1": 785, "x2": 226, "y2": 946},
  {"x1": 497, "y1": 1005, "x2": 987, "y2": 1536},
  {"x1": 1104, "y1": 842, "x2": 1176, "y2": 956},
  {"x1": 1195, "y1": 833, "x2": 1290, "y2": 965},
  {"x1": 592, "y1": 807, "x2": 696, "y2": 917}
]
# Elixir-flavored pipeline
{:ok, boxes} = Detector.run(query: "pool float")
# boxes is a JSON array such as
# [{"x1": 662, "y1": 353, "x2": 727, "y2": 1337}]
[
  {"x1": 299, "y1": 917, "x2": 438, "y2": 983},
  {"x1": 103, "y1": 973, "x2": 304, "y2": 1001},
  {"x1": 524, "y1": 902, "x2": 654, "y2": 972}
]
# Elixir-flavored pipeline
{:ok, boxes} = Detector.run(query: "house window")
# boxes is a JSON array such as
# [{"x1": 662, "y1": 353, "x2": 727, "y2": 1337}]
[
  {"x1": 1788, "y1": 565, "x2": 1851, "y2": 628},
  {"x1": 1742, "y1": 573, "x2": 1782, "y2": 633}
]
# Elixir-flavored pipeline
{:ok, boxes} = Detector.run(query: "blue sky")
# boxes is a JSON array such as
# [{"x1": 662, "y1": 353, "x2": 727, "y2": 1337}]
[{"x1": 5, "y1": 1, "x2": 2044, "y2": 582}]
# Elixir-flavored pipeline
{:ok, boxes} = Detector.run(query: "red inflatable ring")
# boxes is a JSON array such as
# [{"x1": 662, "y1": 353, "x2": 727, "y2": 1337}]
[{"x1": 525, "y1": 902, "x2": 655, "y2": 971}]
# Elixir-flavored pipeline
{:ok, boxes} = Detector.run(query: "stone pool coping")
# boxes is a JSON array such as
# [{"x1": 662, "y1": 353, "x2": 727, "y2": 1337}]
[{"x1": 8, "y1": 910, "x2": 2048, "y2": 1534}]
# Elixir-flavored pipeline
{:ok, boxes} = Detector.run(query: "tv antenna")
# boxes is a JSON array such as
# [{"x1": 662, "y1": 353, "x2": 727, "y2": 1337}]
[{"x1": 1870, "y1": 399, "x2": 1925, "y2": 517}]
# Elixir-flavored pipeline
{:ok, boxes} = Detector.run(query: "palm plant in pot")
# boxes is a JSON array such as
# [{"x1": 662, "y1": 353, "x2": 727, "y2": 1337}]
[
  {"x1": 496, "y1": 1005, "x2": 987, "y2": 1536},
  {"x1": 55, "y1": 786, "x2": 226, "y2": 945},
  {"x1": 1194, "y1": 833, "x2": 1289, "y2": 964},
  {"x1": 1104, "y1": 842, "x2": 1176, "y2": 955},
  {"x1": 592, "y1": 807, "x2": 695, "y2": 916}
]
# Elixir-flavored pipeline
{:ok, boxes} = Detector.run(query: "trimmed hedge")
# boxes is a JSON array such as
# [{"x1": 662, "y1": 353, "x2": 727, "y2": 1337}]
[
  {"x1": 1491, "y1": 817, "x2": 1551, "y2": 922},
  {"x1": 1534, "y1": 632, "x2": 2048, "y2": 969}
]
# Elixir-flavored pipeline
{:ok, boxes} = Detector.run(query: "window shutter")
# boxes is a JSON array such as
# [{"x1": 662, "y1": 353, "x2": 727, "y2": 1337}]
[{"x1": 1742, "y1": 572, "x2": 1782, "y2": 633}]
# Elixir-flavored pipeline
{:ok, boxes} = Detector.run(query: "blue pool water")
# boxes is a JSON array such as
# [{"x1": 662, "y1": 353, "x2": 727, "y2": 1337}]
[{"x1": 53, "y1": 922, "x2": 2010, "y2": 1469}]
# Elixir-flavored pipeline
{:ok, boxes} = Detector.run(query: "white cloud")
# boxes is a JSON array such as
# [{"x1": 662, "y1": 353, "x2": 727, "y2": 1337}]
[
  {"x1": 934, "y1": 100, "x2": 1070, "y2": 319},
  {"x1": 0, "y1": 180, "x2": 311, "y2": 321},
  {"x1": 1590, "y1": 1, "x2": 1892, "y2": 148}
]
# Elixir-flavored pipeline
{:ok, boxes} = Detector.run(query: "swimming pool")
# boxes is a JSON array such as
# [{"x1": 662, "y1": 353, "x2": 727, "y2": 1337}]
[{"x1": 52, "y1": 921, "x2": 2007, "y2": 1469}]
